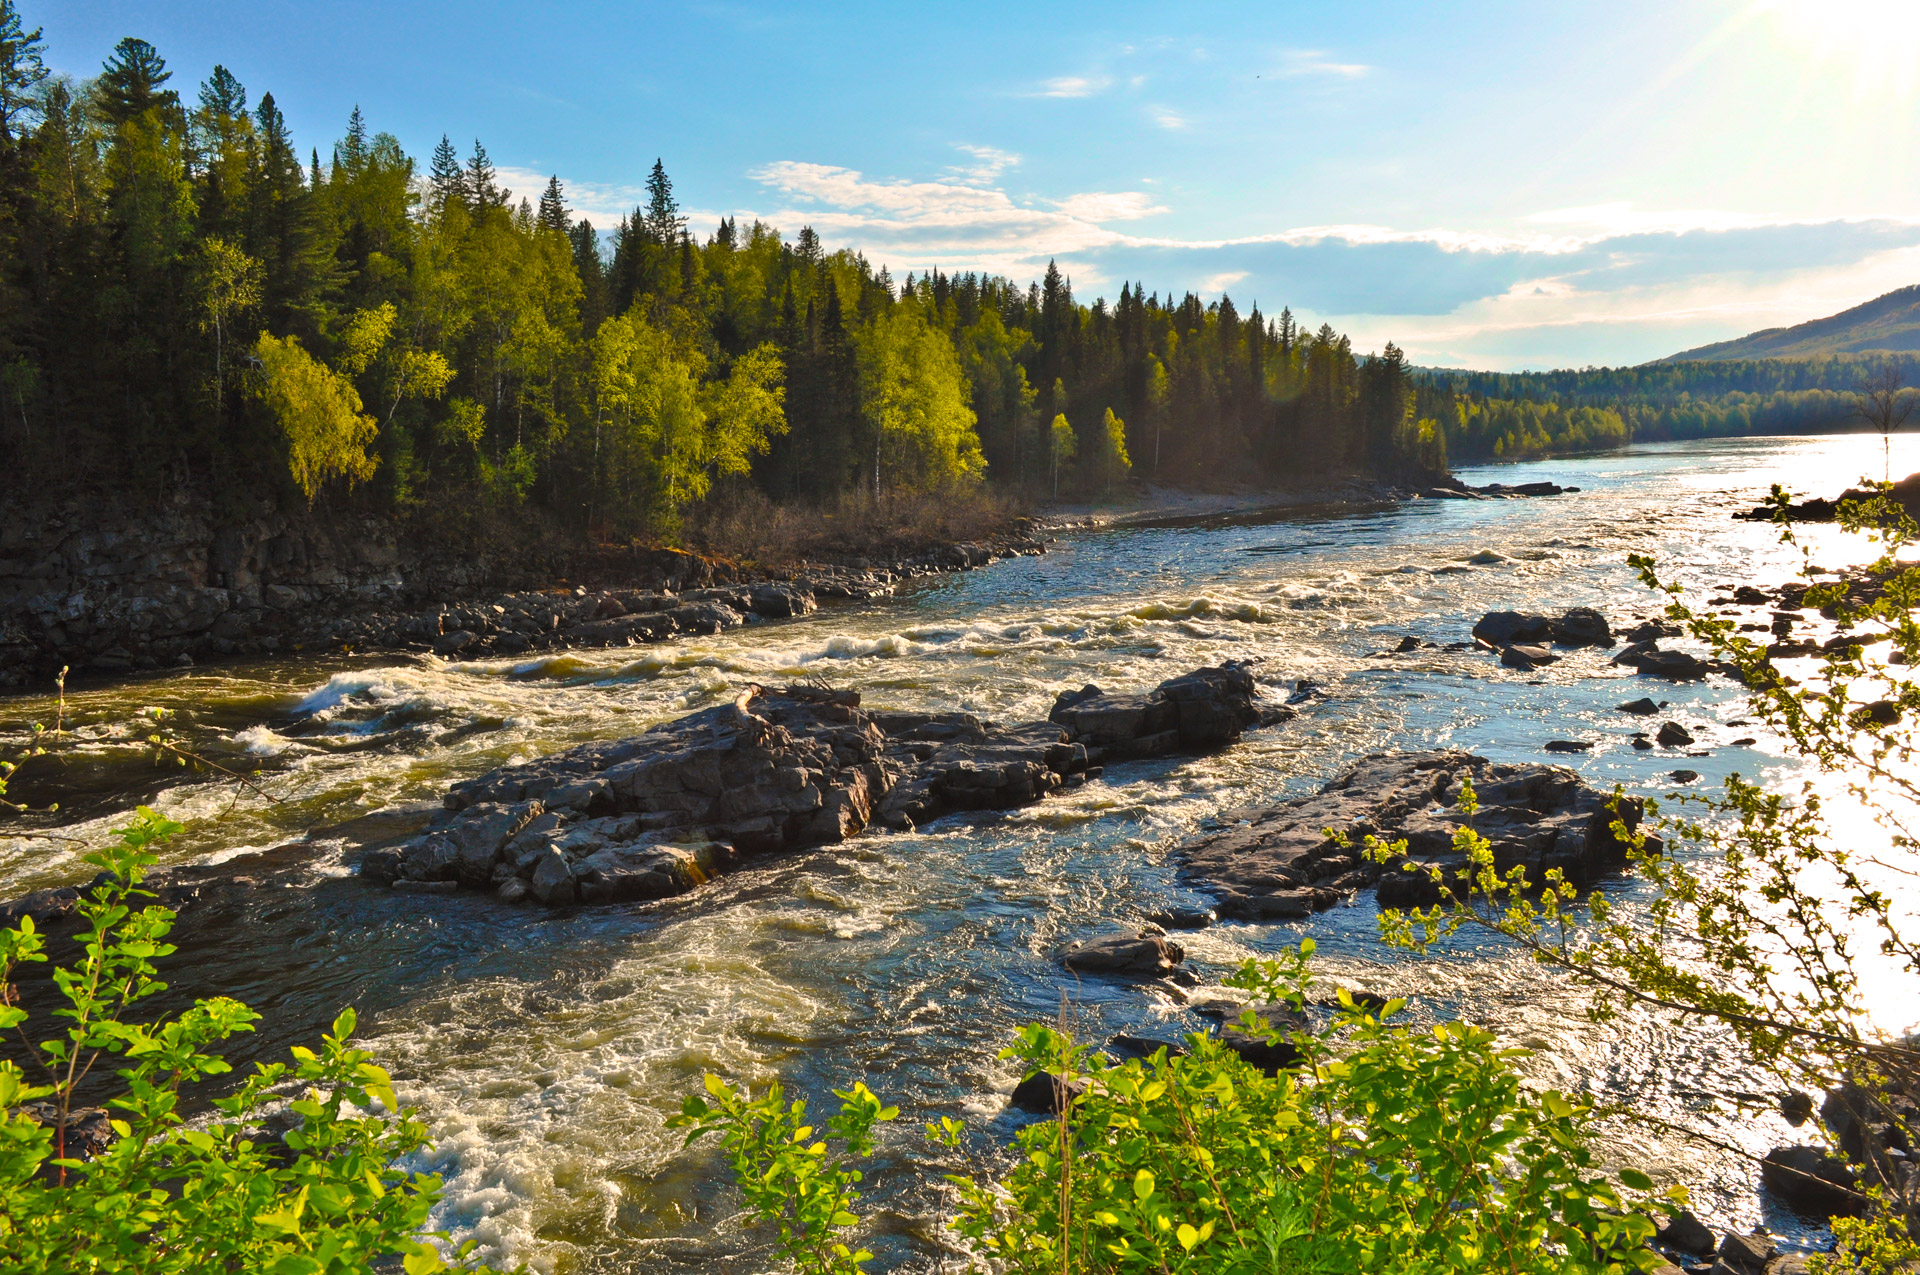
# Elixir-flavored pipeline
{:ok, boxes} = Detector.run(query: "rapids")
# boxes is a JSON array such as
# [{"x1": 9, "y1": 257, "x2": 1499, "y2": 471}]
[{"x1": 6, "y1": 434, "x2": 1918, "y2": 1272}]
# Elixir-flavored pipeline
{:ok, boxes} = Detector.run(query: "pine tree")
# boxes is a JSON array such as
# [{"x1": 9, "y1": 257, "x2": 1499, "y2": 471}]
[
  {"x1": 93, "y1": 36, "x2": 180, "y2": 127},
  {"x1": 338, "y1": 105, "x2": 368, "y2": 176},
  {"x1": 537, "y1": 175, "x2": 569, "y2": 234},
  {"x1": 0, "y1": 0, "x2": 48, "y2": 142},
  {"x1": 428, "y1": 134, "x2": 463, "y2": 211},
  {"x1": 465, "y1": 139, "x2": 500, "y2": 209},
  {"x1": 197, "y1": 65, "x2": 245, "y2": 119},
  {"x1": 644, "y1": 158, "x2": 683, "y2": 246}
]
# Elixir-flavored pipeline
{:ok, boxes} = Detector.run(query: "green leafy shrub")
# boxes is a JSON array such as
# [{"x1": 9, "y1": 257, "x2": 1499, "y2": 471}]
[
  {"x1": 687, "y1": 943, "x2": 1673, "y2": 1273},
  {"x1": 0, "y1": 809, "x2": 494, "y2": 1274}
]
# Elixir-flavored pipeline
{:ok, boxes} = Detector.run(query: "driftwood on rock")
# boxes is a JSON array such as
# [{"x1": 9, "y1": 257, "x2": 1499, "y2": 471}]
[
  {"x1": 361, "y1": 662, "x2": 1287, "y2": 907},
  {"x1": 1176, "y1": 750, "x2": 1655, "y2": 921}
]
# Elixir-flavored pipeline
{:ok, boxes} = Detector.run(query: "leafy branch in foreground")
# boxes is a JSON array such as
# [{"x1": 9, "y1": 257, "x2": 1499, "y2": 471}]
[
  {"x1": 1355, "y1": 479, "x2": 1920, "y2": 1269},
  {"x1": 0, "y1": 807, "x2": 496, "y2": 1273},
  {"x1": 690, "y1": 944, "x2": 1675, "y2": 1274}
]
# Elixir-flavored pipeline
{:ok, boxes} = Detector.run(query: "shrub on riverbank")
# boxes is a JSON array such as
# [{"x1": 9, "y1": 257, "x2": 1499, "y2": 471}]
[
  {"x1": 0, "y1": 807, "x2": 493, "y2": 1274},
  {"x1": 682, "y1": 481, "x2": 1030, "y2": 567},
  {"x1": 681, "y1": 944, "x2": 1675, "y2": 1274}
]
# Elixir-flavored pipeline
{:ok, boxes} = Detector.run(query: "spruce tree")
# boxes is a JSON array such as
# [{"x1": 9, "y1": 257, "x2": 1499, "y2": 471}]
[
  {"x1": 428, "y1": 134, "x2": 463, "y2": 211},
  {"x1": 465, "y1": 139, "x2": 500, "y2": 209},
  {"x1": 0, "y1": 0, "x2": 47, "y2": 141},
  {"x1": 339, "y1": 105, "x2": 368, "y2": 175},
  {"x1": 644, "y1": 159, "x2": 683, "y2": 246},
  {"x1": 93, "y1": 36, "x2": 179, "y2": 127},
  {"x1": 537, "y1": 175, "x2": 569, "y2": 233}
]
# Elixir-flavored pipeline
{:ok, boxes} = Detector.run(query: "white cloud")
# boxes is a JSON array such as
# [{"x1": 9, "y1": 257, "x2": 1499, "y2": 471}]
[
  {"x1": 1201, "y1": 270, "x2": 1249, "y2": 293},
  {"x1": 1039, "y1": 75, "x2": 1110, "y2": 98},
  {"x1": 1050, "y1": 191, "x2": 1167, "y2": 221},
  {"x1": 1276, "y1": 50, "x2": 1371, "y2": 79},
  {"x1": 1150, "y1": 107, "x2": 1188, "y2": 130},
  {"x1": 947, "y1": 144, "x2": 1020, "y2": 185}
]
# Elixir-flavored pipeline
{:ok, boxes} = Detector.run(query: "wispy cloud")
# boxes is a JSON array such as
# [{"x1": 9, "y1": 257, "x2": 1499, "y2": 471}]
[
  {"x1": 947, "y1": 144, "x2": 1020, "y2": 186},
  {"x1": 1276, "y1": 49, "x2": 1371, "y2": 79},
  {"x1": 1038, "y1": 75, "x2": 1110, "y2": 98},
  {"x1": 1149, "y1": 107, "x2": 1188, "y2": 130},
  {"x1": 1050, "y1": 191, "x2": 1167, "y2": 222}
]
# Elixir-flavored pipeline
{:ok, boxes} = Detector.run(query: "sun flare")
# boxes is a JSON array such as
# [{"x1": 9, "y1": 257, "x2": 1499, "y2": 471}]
[{"x1": 1755, "y1": 0, "x2": 1920, "y2": 91}]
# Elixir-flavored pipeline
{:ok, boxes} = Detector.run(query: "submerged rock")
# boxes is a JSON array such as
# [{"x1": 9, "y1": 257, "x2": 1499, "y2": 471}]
[
  {"x1": 1176, "y1": 750, "x2": 1656, "y2": 918},
  {"x1": 366, "y1": 664, "x2": 1287, "y2": 907}
]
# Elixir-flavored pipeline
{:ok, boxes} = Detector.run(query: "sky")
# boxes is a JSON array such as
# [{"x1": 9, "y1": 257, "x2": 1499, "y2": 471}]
[{"x1": 35, "y1": 0, "x2": 1920, "y2": 370}]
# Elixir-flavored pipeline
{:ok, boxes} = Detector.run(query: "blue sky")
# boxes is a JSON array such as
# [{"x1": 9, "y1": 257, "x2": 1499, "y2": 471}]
[{"x1": 37, "y1": 0, "x2": 1920, "y2": 369}]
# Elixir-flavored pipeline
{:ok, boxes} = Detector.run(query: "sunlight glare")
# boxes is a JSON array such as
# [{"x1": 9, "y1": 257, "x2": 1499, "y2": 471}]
[{"x1": 1755, "y1": 0, "x2": 1920, "y2": 94}]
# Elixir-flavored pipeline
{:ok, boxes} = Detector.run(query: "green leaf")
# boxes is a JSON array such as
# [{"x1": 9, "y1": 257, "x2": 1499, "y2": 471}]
[
  {"x1": 1620, "y1": 1168, "x2": 1654, "y2": 1191},
  {"x1": 1176, "y1": 1222, "x2": 1199, "y2": 1251},
  {"x1": 1133, "y1": 1168, "x2": 1155, "y2": 1200}
]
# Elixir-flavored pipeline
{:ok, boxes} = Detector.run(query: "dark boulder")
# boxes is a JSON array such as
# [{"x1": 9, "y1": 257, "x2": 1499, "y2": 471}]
[
  {"x1": 1618, "y1": 697, "x2": 1660, "y2": 716},
  {"x1": 1550, "y1": 606, "x2": 1614, "y2": 647},
  {"x1": 1656, "y1": 721, "x2": 1694, "y2": 747},
  {"x1": 1473, "y1": 611, "x2": 1553, "y2": 645},
  {"x1": 1613, "y1": 641, "x2": 1713, "y2": 681},
  {"x1": 1761, "y1": 1145, "x2": 1862, "y2": 1218},
  {"x1": 1061, "y1": 929, "x2": 1185, "y2": 978},
  {"x1": 1010, "y1": 1070, "x2": 1087, "y2": 1114},
  {"x1": 1655, "y1": 1209, "x2": 1716, "y2": 1257},
  {"x1": 1049, "y1": 661, "x2": 1287, "y2": 760},
  {"x1": 1501, "y1": 643, "x2": 1558, "y2": 669},
  {"x1": 1218, "y1": 1003, "x2": 1309, "y2": 1074},
  {"x1": 1716, "y1": 1231, "x2": 1775, "y2": 1274}
]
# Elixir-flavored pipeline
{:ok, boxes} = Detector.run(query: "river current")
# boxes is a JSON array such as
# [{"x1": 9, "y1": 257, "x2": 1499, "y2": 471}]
[{"x1": 6, "y1": 434, "x2": 1918, "y2": 1272}]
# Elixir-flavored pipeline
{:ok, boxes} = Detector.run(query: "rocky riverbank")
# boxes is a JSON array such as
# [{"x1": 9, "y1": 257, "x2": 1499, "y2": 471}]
[{"x1": 0, "y1": 490, "x2": 1046, "y2": 690}]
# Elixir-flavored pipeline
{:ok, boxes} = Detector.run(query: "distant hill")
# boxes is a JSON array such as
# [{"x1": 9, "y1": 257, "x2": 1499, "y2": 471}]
[{"x1": 1663, "y1": 284, "x2": 1920, "y2": 361}]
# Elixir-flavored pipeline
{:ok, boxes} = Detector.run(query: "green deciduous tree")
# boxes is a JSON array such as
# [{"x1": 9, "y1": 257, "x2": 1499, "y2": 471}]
[
  {"x1": 856, "y1": 299, "x2": 984, "y2": 495},
  {"x1": 251, "y1": 330, "x2": 380, "y2": 503}
]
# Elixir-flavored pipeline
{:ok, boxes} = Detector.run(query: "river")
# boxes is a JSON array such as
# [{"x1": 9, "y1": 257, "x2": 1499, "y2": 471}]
[{"x1": 5, "y1": 433, "x2": 1917, "y2": 1272}]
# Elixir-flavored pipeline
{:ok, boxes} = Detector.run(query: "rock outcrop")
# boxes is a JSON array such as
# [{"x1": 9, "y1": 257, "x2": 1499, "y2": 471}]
[
  {"x1": 363, "y1": 664, "x2": 1286, "y2": 906},
  {"x1": 1049, "y1": 662, "x2": 1291, "y2": 763},
  {"x1": 1176, "y1": 750, "x2": 1656, "y2": 920}
]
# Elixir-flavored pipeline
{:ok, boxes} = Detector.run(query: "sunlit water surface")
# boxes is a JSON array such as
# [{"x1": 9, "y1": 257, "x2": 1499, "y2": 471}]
[{"x1": 7, "y1": 434, "x2": 1920, "y2": 1271}]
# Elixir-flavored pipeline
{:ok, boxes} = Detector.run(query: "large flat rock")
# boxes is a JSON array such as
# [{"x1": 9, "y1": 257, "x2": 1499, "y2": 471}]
[{"x1": 1177, "y1": 750, "x2": 1656, "y2": 920}]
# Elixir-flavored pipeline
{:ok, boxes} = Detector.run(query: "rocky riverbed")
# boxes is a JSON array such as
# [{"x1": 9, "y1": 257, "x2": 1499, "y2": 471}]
[{"x1": 361, "y1": 663, "x2": 1293, "y2": 905}]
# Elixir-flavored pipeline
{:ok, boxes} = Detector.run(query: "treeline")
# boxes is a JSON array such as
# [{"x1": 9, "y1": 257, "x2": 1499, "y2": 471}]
[
  {"x1": 0, "y1": 11, "x2": 1448, "y2": 541},
  {"x1": 1416, "y1": 355, "x2": 1920, "y2": 463}
]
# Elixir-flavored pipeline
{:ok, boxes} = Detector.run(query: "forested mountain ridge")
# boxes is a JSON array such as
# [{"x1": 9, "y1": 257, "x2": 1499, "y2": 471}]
[
  {"x1": 1661, "y1": 283, "x2": 1920, "y2": 361},
  {"x1": 0, "y1": 11, "x2": 1450, "y2": 548}
]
